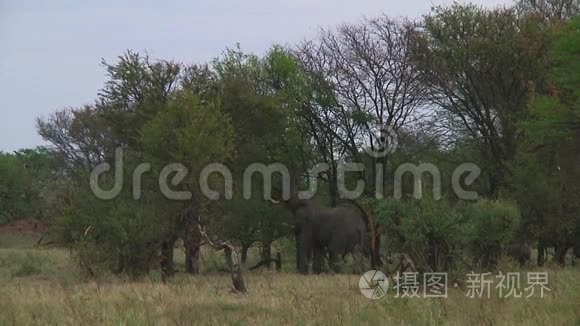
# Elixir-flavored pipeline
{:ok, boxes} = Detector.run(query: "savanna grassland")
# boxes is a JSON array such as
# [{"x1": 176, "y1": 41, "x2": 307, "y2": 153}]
[
  {"x1": 1, "y1": 1, "x2": 579, "y2": 326},
  {"x1": 1, "y1": 233, "x2": 579, "y2": 326}
]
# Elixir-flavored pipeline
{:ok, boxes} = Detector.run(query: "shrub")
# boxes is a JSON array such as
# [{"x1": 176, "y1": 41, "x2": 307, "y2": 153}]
[
  {"x1": 367, "y1": 197, "x2": 520, "y2": 272},
  {"x1": 11, "y1": 253, "x2": 45, "y2": 277},
  {"x1": 457, "y1": 199, "x2": 520, "y2": 269},
  {"x1": 368, "y1": 197, "x2": 463, "y2": 272},
  {"x1": 53, "y1": 176, "x2": 181, "y2": 278}
]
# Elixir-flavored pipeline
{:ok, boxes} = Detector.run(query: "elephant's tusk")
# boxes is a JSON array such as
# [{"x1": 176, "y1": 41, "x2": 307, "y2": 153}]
[{"x1": 270, "y1": 198, "x2": 280, "y2": 204}]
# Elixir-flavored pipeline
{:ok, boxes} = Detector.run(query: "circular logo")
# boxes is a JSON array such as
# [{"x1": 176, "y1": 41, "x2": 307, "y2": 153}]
[
  {"x1": 365, "y1": 126, "x2": 398, "y2": 158},
  {"x1": 359, "y1": 270, "x2": 389, "y2": 299}
]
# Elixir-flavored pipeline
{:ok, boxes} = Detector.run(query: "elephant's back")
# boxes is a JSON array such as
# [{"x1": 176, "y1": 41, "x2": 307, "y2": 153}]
[{"x1": 328, "y1": 204, "x2": 366, "y2": 228}]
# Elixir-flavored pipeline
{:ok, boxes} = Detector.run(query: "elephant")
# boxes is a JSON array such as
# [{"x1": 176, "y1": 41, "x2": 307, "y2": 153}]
[
  {"x1": 506, "y1": 241, "x2": 531, "y2": 267},
  {"x1": 273, "y1": 196, "x2": 376, "y2": 274}
]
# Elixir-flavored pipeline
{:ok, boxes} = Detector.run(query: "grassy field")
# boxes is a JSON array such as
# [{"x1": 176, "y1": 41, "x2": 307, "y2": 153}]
[{"x1": 1, "y1": 235, "x2": 579, "y2": 325}]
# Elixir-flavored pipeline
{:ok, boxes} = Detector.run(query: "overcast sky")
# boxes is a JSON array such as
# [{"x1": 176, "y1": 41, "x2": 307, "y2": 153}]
[{"x1": 0, "y1": 0, "x2": 512, "y2": 152}]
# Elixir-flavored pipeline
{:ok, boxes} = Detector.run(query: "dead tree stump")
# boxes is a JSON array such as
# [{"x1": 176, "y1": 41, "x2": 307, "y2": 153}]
[{"x1": 198, "y1": 224, "x2": 247, "y2": 293}]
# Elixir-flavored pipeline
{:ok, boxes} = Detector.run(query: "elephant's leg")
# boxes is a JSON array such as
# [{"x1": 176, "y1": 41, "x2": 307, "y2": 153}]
[
  {"x1": 555, "y1": 245, "x2": 569, "y2": 265},
  {"x1": 161, "y1": 237, "x2": 177, "y2": 277},
  {"x1": 312, "y1": 246, "x2": 325, "y2": 274},
  {"x1": 518, "y1": 255, "x2": 526, "y2": 267},
  {"x1": 295, "y1": 226, "x2": 301, "y2": 272},
  {"x1": 537, "y1": 239, "x2": 546, "y2": 267},
  {"x1": 298, "y1": 231, "x2": 312, "y2": 274},
  {"x1": 327, "y1": 251, "x2": 337, "y2": 273}
]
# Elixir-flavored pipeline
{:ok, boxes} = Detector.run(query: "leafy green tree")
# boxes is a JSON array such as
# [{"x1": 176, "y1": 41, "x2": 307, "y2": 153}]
[
  {"x1": 37, "y1": 51, "x2": 233, "y2": 277},
  {"x1": 0, "y1": 148, "x2": 57, "y2": 224},
  {"x1": 36, "y1": 46, "x2": 309, "y2": 276},
  {"x1": 140, "y1": 90, "x2": 235, "y2": 273},
  {"x1": 210, "y1": 46, "x2": 304, "y2": 264},
  {"x1": 457, "y1": 200, "x2": 521, "y2": 269},
  {"x1": 98, "y1": 51, "x2": 181, "y2": 150},
  {"x1": 368, "y1": 197, "x2": 520, "y2": 272},
  {"x1": 512, "y1": 16, "x2": 580, "y2": 264}
]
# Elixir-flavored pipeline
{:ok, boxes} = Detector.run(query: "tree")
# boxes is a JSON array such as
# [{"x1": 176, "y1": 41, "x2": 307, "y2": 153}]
[
  {"x1": 37, "y1": 51, "x2": 235, "y2": 277},
  {"x1": 97, "y1": 50, "x2": 181, "y2": 150},
  {"x1": 512, "y1": 16, "x2": 580, "y2": 264},
  {"x1": 210, "y1": 45, "x2": 303, "y2": 265},
  {"x1": 140, "y1": 90, "x2": 235, "y2": 274},
  {"x1": 0, "y1": 148, "x2": 57, "y2": 224},
  {"x1": 296, "y1": 17, "x2": 428, "y2": 201},
  {"x1": 414, "y1": 4, "x2": 550, "y2": 196},
  {"x1": 517, "y1": 0, "x2": 580, "y2": 21}
]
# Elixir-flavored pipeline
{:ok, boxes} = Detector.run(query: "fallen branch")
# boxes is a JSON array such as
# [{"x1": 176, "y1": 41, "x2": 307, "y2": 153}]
[
  {"x1": 198, "y1": 224, "x2": 247, "y2": 293},
  {"x1": 249, "y1": 252, "x2": 282, "y2": 272},
  {"x1": 78, "y1": 225, "x2": 95, "y2": 278},
  {"x1": 36, "y1": 230, "x2": 50, "y2": 246}
]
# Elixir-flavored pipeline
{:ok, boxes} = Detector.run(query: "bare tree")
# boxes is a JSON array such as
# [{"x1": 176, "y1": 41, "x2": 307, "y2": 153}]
[
  {"x1": 36, "y1": 106, "x2": 115, "y2": 176},
  {"x1": 517, "y1": 0, "x2": 580, "y2": 21},
  {"x1": 414, "y1": 5, "x2": 550, "y2": 196},
  {"x1": 295, "y1": 17, "x2": 428, "y2": 199},
  {"x1": 198, "y1": 224, "x2": 247, "y2": 293}
]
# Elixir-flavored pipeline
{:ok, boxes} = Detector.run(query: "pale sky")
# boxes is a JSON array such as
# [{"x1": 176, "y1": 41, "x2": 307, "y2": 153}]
[{"x1": 0, "y1": 0, "x2": 512, "y2": 152}]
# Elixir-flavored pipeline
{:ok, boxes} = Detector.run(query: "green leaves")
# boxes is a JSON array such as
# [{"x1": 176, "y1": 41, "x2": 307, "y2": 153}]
[
  {"x1": 368, "y1": 197, "x2": 520, "y2": 270},
  {"x1": 513, "y1": 17, "x2": 580, "y2": 246},
  {"x1": 458, "y1": 200, "x2": 521, "y2": 244},
  {"x1": 140, "y1": 91, "x2": 234, "y2": 168},
  {"x1": 0, "y1": 148, "x2": 57, "y2": 223},
  {"x1": 36, "y1": 45, "x2": 309, "y2": 276}
]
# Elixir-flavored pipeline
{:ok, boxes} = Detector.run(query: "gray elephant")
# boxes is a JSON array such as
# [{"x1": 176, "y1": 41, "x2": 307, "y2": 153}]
[
  {"x1": 273, "y1": 197, "x2": 374, "y2": 274},
  {"x1": 506, "y1": 241, "x2": 531, "y2": 267}
]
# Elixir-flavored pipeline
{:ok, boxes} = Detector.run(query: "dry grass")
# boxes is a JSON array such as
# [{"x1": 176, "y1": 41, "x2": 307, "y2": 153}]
[{"x1": 0, "y1": 239, "x2": 579, "y2": 325}]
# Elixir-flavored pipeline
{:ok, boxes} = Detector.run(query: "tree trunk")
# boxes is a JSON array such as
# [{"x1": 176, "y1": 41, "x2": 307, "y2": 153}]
[
  {"x1": 185, "y1": 245, "x2": 200, "y2": 274},
  {"x1": 427, "y1": 235, "x2": 438, "y2": 271},
  {"x1": 160, "y1": 237, "x2": 177, "y2": 277},
  {"x1": 196, "y1": 224, "x2": 247, "y2": 293},
  {"x1": 184, "y1": 223, "x2": 202, "y2": 274},
  {"x1": 555, "y1": 244, "x2": 568, "y2": 265},
  {"x1": 261, "y1": 240, "x2": 272, "y2": 270},
  {"x1": 241, "y1": 243, "x2": 250, "y2": 265},
  {"x1": 225, "y1": 247, "x2": 247, "y2": 293},
  {"x1": 275, "y1": 252, "x2": 282, "y2": 272},
  {"x1": 538, "y1": 238, "x2": 547, "y2": 267}
]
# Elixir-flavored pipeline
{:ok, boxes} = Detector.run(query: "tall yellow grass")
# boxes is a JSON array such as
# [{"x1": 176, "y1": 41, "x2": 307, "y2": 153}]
[{"x1": 0, "y1": 246, "x2": 579, "y2": 325}]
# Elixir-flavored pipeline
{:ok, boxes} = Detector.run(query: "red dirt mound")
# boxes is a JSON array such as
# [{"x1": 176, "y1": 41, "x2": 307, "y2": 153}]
[{"x1": 0, "y1": 218, "x2": 47, "y2": 235}]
